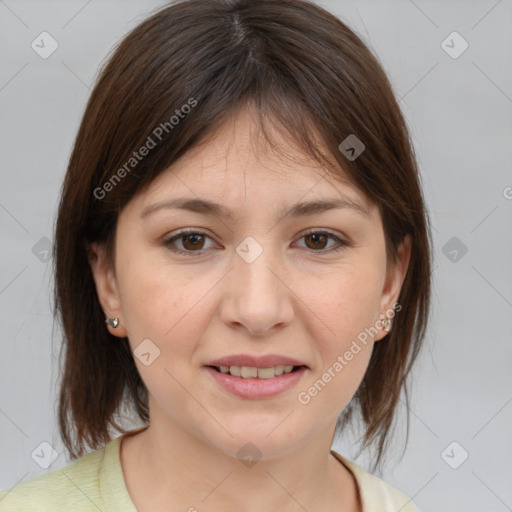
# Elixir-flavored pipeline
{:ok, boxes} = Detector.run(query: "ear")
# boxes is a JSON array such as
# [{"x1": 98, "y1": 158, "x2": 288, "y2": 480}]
[
  {"x1": 374, "y1": 234, "x2": 412, "y2": 342},
  {"x1": 87, "y1": 241, "x2": 128, "y2": 338}
]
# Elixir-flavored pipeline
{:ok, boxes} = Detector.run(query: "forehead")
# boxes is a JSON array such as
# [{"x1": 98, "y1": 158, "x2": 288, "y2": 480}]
[{"x1": 129, "y1": 106, "x2": 374, "y2": 217}]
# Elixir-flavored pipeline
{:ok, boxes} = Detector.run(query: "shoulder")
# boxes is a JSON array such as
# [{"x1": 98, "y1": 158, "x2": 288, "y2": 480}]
[
  {"x1": 0, "y1": 442, "x2": 110, "y2": 512},
  {"x1": 331, "y1": 451, "x2": 421, "y2": 512}
]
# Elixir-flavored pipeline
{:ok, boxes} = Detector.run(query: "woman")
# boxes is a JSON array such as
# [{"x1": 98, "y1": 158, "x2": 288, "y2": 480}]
[{"x1": 0, "y1": 0, "x2": 432, "y2": 510}]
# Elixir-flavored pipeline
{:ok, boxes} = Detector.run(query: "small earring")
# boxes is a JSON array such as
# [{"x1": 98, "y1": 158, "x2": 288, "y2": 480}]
[
  {"x1": 379, "y1": 314, "x2": 392, "y2": 333},
  {"x1": 105, "y1": 317, "x2": 119, "y2": 328}
]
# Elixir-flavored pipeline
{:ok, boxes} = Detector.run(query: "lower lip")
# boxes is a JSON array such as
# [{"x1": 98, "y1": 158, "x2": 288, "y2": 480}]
[{"x1": 204, "y1": 366, "x2": 307, "y2": 399}]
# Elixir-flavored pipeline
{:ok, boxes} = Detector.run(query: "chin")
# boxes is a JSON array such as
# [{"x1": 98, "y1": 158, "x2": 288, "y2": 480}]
[{"x1": 197, "y1": 420, "x2": 308, "y2": 462}]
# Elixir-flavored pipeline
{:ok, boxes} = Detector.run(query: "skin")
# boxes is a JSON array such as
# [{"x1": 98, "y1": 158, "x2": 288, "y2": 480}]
[{"x1": 88, "y1": 105, "x2": 411, "y2": 512}]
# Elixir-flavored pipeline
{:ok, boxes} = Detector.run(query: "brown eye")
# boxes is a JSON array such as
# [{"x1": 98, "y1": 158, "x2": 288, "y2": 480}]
[
  {"x1": 295, "y1": 230, "x2": 349, "y2": 253},
  {"x1": 164, "y1": 230, "x2": 216, "y2": 254},
  {"x1": 304, "y1": 233, "x2": 329, "y2": 250},
  {"x1": 181, "y1": 233, "x2": 206, "y2": 250}
]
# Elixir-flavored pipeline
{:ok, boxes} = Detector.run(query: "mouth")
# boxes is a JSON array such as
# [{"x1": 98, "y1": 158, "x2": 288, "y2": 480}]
[
  {"x1": 206, "y1": 364, "x2": 306, "y2": 379},
  {"x1": 203, "y1": 356, "x2": 308, "y2": 399}
]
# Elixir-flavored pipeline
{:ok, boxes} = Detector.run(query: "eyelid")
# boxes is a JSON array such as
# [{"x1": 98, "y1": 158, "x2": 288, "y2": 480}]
[{"x1": 298, "y1": 227, "x2": 345, "y2": 239}]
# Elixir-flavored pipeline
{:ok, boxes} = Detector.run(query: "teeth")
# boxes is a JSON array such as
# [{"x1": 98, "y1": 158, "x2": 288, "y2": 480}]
[
  {"x1": 217, "y1": 365, "x2": 298, "y2": 378},
  {"x1": 229, "y1": 365, "x2": 241, "y2": 377},
  {"x1": 257, "y1": 367, "x2": 275, "y2": 379},
  {"x1": 240, "y1": 366, "x2": 258, "y2": 378}
]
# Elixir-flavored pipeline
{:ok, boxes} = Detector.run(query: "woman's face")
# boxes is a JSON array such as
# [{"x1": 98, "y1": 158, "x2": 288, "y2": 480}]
[{"x1": 90, "y1": 107, "x2": 410, "y2": 460}]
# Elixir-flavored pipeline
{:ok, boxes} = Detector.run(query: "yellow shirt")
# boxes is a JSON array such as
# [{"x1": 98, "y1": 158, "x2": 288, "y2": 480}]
[{"x1": 0, "y1": 430, "x2": 420, "y2": 511}]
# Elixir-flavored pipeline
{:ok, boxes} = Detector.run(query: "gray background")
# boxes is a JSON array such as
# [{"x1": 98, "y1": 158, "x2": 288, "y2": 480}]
[{"x1": 1, "y1": 1, "x2": 511, "y2": 510}]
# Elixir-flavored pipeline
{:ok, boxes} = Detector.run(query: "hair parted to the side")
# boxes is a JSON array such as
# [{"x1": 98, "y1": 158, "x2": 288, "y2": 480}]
[{"x1": 52, "y1": 0, "x2": 432, "y2": 472}]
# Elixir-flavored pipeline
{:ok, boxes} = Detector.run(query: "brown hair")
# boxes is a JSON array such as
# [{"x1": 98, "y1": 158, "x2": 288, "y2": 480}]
[{"x1": 53, "y1": 0, "x2": 432, "y2": 471}]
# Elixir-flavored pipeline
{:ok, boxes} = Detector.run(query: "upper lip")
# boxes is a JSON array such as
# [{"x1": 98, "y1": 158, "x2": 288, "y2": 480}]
[{"x1": 206, "y1": 354, "x2": 308, "y2": 368}]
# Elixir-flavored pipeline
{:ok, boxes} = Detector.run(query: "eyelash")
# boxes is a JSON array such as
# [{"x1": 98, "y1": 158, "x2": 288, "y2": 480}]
[{"x1": 162, "y1": 228, "x2": 351, "y2": 256}]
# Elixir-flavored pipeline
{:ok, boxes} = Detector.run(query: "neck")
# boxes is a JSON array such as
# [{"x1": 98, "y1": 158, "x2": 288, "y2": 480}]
[{"x1": 121, "y1": 420, "x2": 360, "y2": 511}]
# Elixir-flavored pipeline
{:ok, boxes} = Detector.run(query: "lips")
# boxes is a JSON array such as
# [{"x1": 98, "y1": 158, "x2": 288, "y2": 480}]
[
  {"x1": 203, "y1": 354, "x2": 309, "y2": 398},
  {"x1": 204, "y1": 364, "x2": 307, "y2": 399}
]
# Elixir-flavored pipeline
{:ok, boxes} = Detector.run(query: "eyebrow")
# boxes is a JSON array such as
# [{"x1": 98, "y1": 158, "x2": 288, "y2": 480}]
[{"x1": 140, "y1": 196, "x2": 369, "y2": 221}]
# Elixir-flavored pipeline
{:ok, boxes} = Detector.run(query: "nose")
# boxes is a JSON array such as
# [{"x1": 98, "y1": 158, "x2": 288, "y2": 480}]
[{"x1": 219, "y1": 241, "x2": 294, "y2": 337}]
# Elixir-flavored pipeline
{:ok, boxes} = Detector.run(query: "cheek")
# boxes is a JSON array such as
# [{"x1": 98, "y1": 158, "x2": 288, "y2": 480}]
[
  {"x1": 115, "y1": 244, "x2": 196, "y2": 336},
  {"x1": 312, "y1": 256, "x2": 385, "y2": 346},
  {"x1": 114, "y1": 254, "x2": 209, "y2": 411},
  {"x1": 115, "y1": 250, "x2": 219, "y2": 383},
  {"x1": 297, "y1": 289, "x2": 377, "y2": 420},
  {"x1": 295, "y1": 255, "x2": 384, "y2": 411}
]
